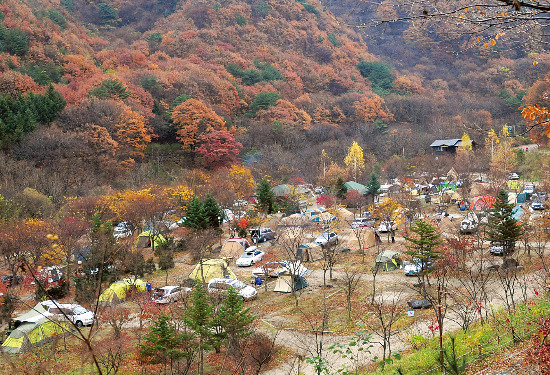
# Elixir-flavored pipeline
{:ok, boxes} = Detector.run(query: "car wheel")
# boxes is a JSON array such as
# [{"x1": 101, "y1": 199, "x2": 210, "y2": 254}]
[{"x1": 76, "y1": 320, "x2": 84, "y2": 328}]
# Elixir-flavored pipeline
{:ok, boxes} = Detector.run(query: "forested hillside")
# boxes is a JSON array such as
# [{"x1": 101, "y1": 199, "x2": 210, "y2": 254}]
[{"x1": 0, "y1": 0, "x2": 549, "y2": 199}]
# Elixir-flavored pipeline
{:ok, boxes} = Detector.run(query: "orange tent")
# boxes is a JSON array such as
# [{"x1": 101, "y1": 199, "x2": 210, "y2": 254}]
[{"x1": 469, "y1": 195, "x2": 496, "y2": 211}]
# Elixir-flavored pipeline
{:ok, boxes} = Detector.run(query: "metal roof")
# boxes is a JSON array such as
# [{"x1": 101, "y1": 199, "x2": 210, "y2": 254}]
[{"x1": 430, "y1": 139, "x2": 461, "y2": 147}]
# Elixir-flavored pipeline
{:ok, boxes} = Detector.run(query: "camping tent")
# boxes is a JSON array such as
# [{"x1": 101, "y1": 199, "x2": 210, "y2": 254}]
[
  {"x1": 345, "y1": 228, "x2": 377, "y2": 251},
  {"x1": 189, "y1": 259, "x2": 236, "y2": 283},
  {"x1": 279, "y1": 214, "x2": 309, "y2": 227},
  {"x1": 220, "y1": 238, "x2": 250, "y2": 258},
  {"x1": 98, "y1": 278, "x2": 147, "y2": 303},
  {"x1": 136, "y1": 231, "x2": 166, "y2": 249},
  {"x1": 374, "y1": 250, "x2": 402, "y2": 271},
  {"x1": 273, "y1": 262, "x2": 311, "y2": 293},
  {"x1": 297, "y1": 242, "x2": 324, "y2": 262},
  {"x1": 2, "y1": 303, "x2": 70, "y2": 353},
  {"x1": 469, "y1": 196, "x2": 496, "y2": 211}
]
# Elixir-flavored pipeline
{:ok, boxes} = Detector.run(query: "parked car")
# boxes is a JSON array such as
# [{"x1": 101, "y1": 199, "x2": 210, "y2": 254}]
[
  {"x1": 113, "y1": 222, "x2": 133, "y2": 239},
  {"x1": 314, "y1": 232, "x2": 338, "y2": 247},
  {"x1": 523, "y1": 184, "x2": 536, "y2": 195},
  {"x1": 236, "y1": 247, "x2": 265, "y2": 267},
  {"x1": 0, "y1": 274, "x2": 23, "y2": 287},
  {"x1": 404, "y1": 259, "x2": 433, "y2": 276},
  {"x1": 531, "y1": 200, "x2": 546, "y2": 210},
  {"x1": 41, "y1": 300, "x2": 95, "y2": 327},
  {"x1": 377, "y1": 221, "x2": 397, "y2": 233},
  {"x1": 507, "y1": 172, "x2": 520, "y2": 180},
  {"x1": 152, "y1": 286, "x2": 190, "y2": 304},
  {"x1": 207, "y1": 278, "x2": 257, "y2": 301},
  {"x1": 351, "y1": 217, "x2": 375, "y2": 229},
  {"x1": 489, "y1": 241, "x2": 514, "y2": 256},
  {"x1": 250, "y1": 228, "x2": 277, "y2": 243},
  {"x1": 252, "y1": 261, "x2": 289, "y2": 278}
]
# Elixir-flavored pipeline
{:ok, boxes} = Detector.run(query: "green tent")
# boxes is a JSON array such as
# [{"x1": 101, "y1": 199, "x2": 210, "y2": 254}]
[
  {"x1": 188, "y1": 259, "x2": 236, "y2": 283},
  {"x1": 2, "y1": 303, "x2": 70, "y2": 353},
  {"x1": 375, "y1": 250, "x2": 402, "y2": 271},
  {"x1": 98, "y1": 278, "x2": 147, "y2": 303},
  {"x1": 136, "y1": 230, "x2": 166, "y2": 249}
]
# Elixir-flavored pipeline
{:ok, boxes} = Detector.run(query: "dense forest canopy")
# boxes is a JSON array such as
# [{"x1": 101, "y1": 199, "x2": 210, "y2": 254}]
[{"x1": 0, "y1": 0, "x2": 548, "y2": 200}]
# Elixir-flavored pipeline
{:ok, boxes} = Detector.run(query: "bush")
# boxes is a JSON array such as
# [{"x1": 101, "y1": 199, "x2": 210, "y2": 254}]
[
  {"x1": 235, "y1": 13, "x2": 247, "y2": 26},
  {"x1": 48, "y1": 9, "x2": 67, "y2": 28},
  {"x1": 357, "y1": 60, "x2": 394, "y2": 92},
  {"x1": 248, "y1": 92, "x2": 280, "y2": 115},
  {"x1": 0, "y1": 28, "x2": 29, "y2": 56}
]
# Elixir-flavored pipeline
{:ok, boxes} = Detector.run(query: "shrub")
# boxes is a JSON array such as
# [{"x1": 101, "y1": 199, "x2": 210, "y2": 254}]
[
  {"x1": 248, "y1": 92, "x2": 280, "y2": 115},
  {"x1": 357, "y1": 60, "x2": 394, "y2": 92}
]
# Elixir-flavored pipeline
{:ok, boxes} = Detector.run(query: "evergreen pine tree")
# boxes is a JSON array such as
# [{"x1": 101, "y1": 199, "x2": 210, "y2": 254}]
[
  {"x1": 184, "y1": 282, "x2": 215, "y2": 375},
  {"x1": 335, "y1": 176, "x2": 348, "y2": 199},
  {"x1": 404, "y1": 220, "x2": 442, "y2": 285},
  {"x1": 202, "y1": 193, "x2": 222, "y2": 228},
  {"x1": 256, "y1": 178, "x2": 274, "y2": 214},
  {"x1": 366, "y1": 172, "x2": 381, "y2": 202},
  {"x1": 486, "y1": 189, "x2": 523, "y2": 255},
  {"x1": 214, "y1": 287, "x2": 255, "y2": 352},
  {"x1": 139, "y1": 314, "x2": 187, "y2": 375},
  {"x1": 184, "y1": 196, "x2": 206, "y2": 229}
]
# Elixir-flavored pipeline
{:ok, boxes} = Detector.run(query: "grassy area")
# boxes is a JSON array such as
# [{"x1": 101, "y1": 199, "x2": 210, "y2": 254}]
[{"x1": 365, "y1": 298, "x2": 550, "y2": 374}]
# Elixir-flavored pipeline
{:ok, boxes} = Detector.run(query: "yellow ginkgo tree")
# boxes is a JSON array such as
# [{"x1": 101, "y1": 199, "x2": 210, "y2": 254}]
[{"x1": 344, "y1": 141, "x2": 365, "y2": 182}]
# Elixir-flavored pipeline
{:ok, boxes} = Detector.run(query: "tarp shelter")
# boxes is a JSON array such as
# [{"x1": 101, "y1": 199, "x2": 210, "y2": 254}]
[
  {"x1": 136, "y1": 231, "x2": 166, "y2": 249},
  {"x1": 447, "y1": 167, "x2": 458, "y2": 181},
  {"x1": 272, "y1": 184, "x2": 293, "y2": 197},
  {"x1": 297, "y1": 242, "x2": 324, "y2": 262},
  {"x1": 273, "y1": 262, "x2": 311, "y2": 293},
  {"x1": 189, "y1": 259, "x2": 236, "y2": 283},
  {"x1": 469, "y1": 196, "x2": 496, "y2": 211},
  {"x1": 507, "y1": 181, "x2": 522, "y2": 191},
  {"x1": 516, "y1": 193, "x2": 527, "y2": 204},
  {"x1": 375, "y1": 250, "x2": 402, "y2": 271},
  {"x1": 220, "y1": 238, "x2": 250, "y2": 258},
  {"x1": 310, "y1": 212, "x2": 335, "y2": 224},
  {"x1": 98, "y1": 278, "x2": 147, "y2": 303},
  {"x1": 2, "y1": 303, "x2": 70, "y2": 353},
  {"x1": 512, "y1": 205, "x2": 523, "y2": 221},
  {"x1": 344, "y1": 181, "x2": 368, "y2": 195}
]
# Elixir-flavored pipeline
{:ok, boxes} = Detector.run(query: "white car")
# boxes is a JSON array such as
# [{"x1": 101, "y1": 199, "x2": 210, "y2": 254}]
[
  {"x1": 207, "y1": 278, "x2": 257, "y2": 301},
  {"x1": 113, "y1": 222, "x2": 133, "y2": 239},
  {"x1": 152, "y1": 285, "x2": 190, "y2": 304},
  {"x1": 377, "y1": 221, "x2": 397, "y2": 233},
  {"x1": 523, "y1": 184, "x2": 536, "y2": 195},
  {"x1": 404, "y1": 259, "x2": 433, "y2": 276},
  {"x1": 236, "y1": 247, "x2": 265, "y2": 267},
  {"x1": 351, "y1": 217, "x2": 374, "y2": 229},
  {"x1": 314, "y1": 232, "x2": 338, "y2": 247},
  {"x1": 508, "y1": 173, "x2": 520, "y2": 180},
  {"x1": 41, "y1": 300, "x2": 95, "y2": 327}
]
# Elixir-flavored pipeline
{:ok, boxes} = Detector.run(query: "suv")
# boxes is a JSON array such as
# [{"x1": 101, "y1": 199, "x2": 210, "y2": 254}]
[
  {"x1": 314, "y1": 232, "x2": 338, "y2": 247},
  {"x1": 351, "y1": 217, "x2": 375, "y2": 229},
  {"x1": 207, "y1": 278, "x2": 257, "y2": 301},
  {"x1": 523, "y1": 184, "x2": 536, "y2": 195},
  {"x1": 489, "y1": 241, "x2": 514, "y2": 256},
  {"x1": 41, "y1": 300, "x2": 95, "y2": 327},
  {"x1": 113, "y1": 222, "x2": 133, "y2": 239},
  {"x1": 250, "y1": 228, "x2": 276, "y2": 243}
]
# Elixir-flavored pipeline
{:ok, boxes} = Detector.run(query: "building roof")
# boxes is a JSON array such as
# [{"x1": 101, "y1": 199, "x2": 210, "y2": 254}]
[
  {"x1": 430, "y1": 139, "x2": 461, "y2": 147},
  {"x1": 344, "y1": 181, "x2": 367, "y2": 194}
]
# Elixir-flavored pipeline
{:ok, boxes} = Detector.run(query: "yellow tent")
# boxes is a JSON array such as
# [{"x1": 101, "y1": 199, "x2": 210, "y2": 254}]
[
  {"x1": 98, "y1": 278, "x2": 147, "y2": 303},
  {"x1": 189, "y1": 259, "x2": 236, "y2": 283},
  {"x1": 2, "y1": 303, "x2": 71, "y2": 353}
]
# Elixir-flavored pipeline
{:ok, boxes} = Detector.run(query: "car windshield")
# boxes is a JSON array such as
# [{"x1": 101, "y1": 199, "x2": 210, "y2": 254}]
[
  {"x1": 241, "y1": 252, "x2": 254, "y2": 258},
  {"x1": 317, "y1": 234, "x2": 328, "y2": 240},
  {"x1": 73, "y1": 306, "x2": 88, "y2": 315},
  {"x1": 228, "y1": 280, "x2": 246, "y2": 289}
]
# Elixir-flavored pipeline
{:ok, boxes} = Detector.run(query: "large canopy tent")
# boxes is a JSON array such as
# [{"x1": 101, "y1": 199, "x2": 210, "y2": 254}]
[
  {"x1": 2, "y1": 303, "x2": 70, "y2": 353},
  {"x1": 188, "y1": 259, "x2": 236, "y2": 283},
  {"x1": 374, "y1": 250, "x2": 402, "y2": 271},
  {"x1": 98, "y1": 278, "x2": 147, "y2": 304}
]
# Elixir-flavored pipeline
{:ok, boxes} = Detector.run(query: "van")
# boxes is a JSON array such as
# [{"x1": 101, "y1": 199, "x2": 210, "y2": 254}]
[{"x1": 351, "y1": 217, "x2": 374, "y2": 229}]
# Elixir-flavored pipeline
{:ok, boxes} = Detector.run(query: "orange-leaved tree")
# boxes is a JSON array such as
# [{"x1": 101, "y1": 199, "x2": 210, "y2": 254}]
[
  {"x1": 172, "y1": 98, "x2": 226, "y2": 150},
  {"x1": 115, "y1": 104, "x2": 152, "y2": 161}
]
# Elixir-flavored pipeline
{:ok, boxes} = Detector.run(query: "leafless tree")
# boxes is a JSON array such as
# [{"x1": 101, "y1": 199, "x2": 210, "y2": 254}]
[
  {"x1": 342, "y1": 264, "x2": 363, "y2": 320},
  {"x1": 364, "y1": 288, "x2": 403, "y2": 366}
]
